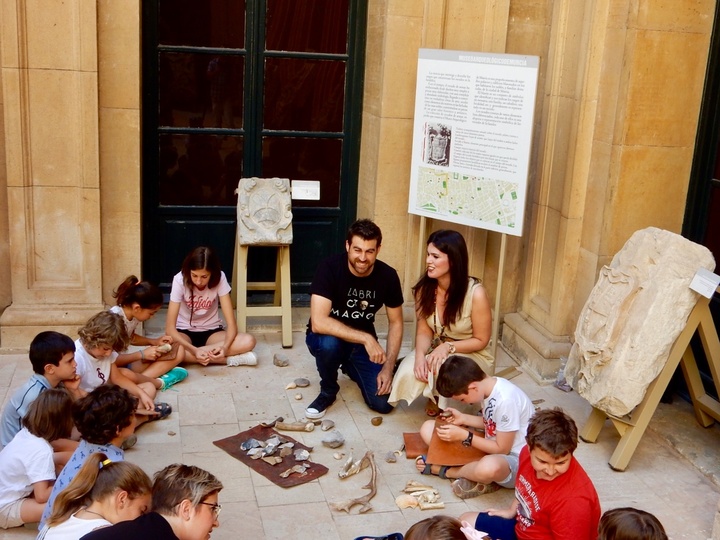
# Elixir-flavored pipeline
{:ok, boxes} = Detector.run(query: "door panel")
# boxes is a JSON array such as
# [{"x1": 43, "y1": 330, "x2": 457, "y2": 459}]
[{"x1": 143, "y1": 0, "x2": 367, "y2": 295}]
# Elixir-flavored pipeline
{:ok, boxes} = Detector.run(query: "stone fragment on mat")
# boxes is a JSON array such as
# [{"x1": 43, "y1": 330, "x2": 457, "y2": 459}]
[
  {"x1": 240, "y1": 438, "x2": 263, "y2": 451},
  {"x1": 280, "y1": 464, "x2": 308, "y2": 478},
  {"x1": 262, "y1": 456, "x2": 282, "y2": 466},
  {"x1": 294, "y1": 448, "x2": 310, "y2": 461},
  {"x1": 273, "y1": 353, "x2": 290, "y2": 367},
  {"x1": 322, "y1": 429, "x2": 345, "y2": 449}
]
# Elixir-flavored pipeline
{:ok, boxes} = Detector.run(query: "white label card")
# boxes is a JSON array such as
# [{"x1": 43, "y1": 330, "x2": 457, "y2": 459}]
[{"x1": 689, "y1": 267, "x2": 720, "y2": 299}]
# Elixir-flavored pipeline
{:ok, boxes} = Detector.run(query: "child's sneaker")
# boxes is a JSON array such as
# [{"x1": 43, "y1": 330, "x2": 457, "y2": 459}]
[
  {"x1": 121, "y1": 433, "x2": 138, "y2": 450},
  {"x1": 159, "y1": 367, "x2": 189, "y2": 390},
  {"x1": 226, "y1": 351, "x2": 258, "y2": 366}
]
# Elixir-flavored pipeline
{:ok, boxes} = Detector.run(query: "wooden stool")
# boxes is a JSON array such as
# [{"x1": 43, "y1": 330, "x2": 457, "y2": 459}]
[
  {"x1": 233, "y1": 240, "x2": 293, "y2": 348},
  {"x1": 579, "y1": 292, "x2": 720, "y2": 471}
]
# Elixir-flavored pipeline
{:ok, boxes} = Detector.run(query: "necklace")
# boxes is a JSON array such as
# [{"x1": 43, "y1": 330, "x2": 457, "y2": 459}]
[
  {"x1": 433, "y1": 288, "x2": 446, "y2": 340},
  {"x1": 82, "y1": 508, "x2": 107, "y2": 520}
]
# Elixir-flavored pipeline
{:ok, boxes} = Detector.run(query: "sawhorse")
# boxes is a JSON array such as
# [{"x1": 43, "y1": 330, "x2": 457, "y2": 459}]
[{"x1": 579, "y1": 292, "x2": 720, "y2": 471}]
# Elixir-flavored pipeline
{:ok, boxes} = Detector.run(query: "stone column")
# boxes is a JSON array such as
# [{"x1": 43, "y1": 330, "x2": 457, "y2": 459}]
[
  {"x1": 502, "y1": 0, "x2": 714, "y2": 382},
  {"x1": 0, "y1": 1, "x2": 104, "y2": 347}
]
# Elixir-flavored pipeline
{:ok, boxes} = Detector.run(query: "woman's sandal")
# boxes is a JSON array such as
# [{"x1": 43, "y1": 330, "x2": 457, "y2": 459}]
[
  {"x1": 415, "y1": 455, "x2": 450, "y2": 479},
  {"x1": 425, "y1": 398, "x2": 442, "y2": 417}
]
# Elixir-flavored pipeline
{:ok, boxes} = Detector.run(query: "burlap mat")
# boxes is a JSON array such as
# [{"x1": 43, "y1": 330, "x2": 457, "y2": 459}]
[{"x1": 213, "y1": 425, "x2": 328, "y2": 488}]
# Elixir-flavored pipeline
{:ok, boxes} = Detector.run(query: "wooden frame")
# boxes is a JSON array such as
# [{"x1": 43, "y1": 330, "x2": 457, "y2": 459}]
[{"x1": 579, "y1": 292, "x2": 720, "y2": 471}]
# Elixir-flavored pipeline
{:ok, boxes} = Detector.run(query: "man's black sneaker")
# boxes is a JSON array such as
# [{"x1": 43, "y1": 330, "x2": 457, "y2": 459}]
[{"x1": 305, "y1": 393, "x2": 336, "y2": 419}]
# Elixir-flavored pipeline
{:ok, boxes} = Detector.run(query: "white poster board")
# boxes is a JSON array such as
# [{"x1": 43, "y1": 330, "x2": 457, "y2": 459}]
[{"x1": 408, "y1": 49, "x2": 539, "y2": 236}]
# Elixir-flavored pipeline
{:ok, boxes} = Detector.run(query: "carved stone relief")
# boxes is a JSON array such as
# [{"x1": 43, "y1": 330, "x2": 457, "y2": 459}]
[
  {"x1": 565, "y1": 227, "x2": 716, "y2": 417},
  {"x1": 236, "y1": 177, "x2": 293, "y2": 245}
]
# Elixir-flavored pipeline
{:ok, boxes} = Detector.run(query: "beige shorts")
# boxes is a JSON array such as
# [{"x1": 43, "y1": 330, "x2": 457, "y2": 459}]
[{"x1": 0, "y1": 498, "x2": 25, "y2": 529}]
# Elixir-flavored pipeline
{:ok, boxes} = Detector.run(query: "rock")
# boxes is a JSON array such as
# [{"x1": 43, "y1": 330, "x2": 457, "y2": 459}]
[
  {"x1": 321, "y1": 429, "x2": 345, "y2": 449},
  {"x1": 565, "y1": 227, "x2": 715, "y2": 416},
  {"x1": 371, "y1": 416, "x2": 383, "y2": 426},
  {"x1": 294, "y1": 393, "x2": 303, "y2": 400},
  {"x1": 321, "y1": 419, "x2": 335, "y2": 431},
  {"x1": 273, "y1": 353, "x2": 290, "y2": 367},
  {"x1": 294, "y1": 449, "x2": 310, "y2": 461},
  {"x1": 294, "y1": 377, "x2": 310, "y2": 387}
]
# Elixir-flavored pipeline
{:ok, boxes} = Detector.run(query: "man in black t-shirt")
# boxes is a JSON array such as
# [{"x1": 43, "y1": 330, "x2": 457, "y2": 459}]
[{"x1": 305, "y1": 219, "x2": 404, "y2": 418}]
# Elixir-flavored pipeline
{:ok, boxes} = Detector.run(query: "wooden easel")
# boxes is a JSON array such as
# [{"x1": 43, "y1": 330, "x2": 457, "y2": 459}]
[{"x1": 579, "y1": 290, "x2": 720, "y2": 471}]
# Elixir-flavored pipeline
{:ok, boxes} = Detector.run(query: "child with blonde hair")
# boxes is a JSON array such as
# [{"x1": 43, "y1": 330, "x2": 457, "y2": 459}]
[
  {"x1": 39, "y1": 452, "x2": 152, "y2": 539},
  {"x1": 111, "y1": 275, "x2": 188, "y2": 390},
  {"x1": 0, "y1": 389, "x2": 74, "y2": 528},
  {"x1": 74, "y1": 311, "x2": 171, "y2": 422}
]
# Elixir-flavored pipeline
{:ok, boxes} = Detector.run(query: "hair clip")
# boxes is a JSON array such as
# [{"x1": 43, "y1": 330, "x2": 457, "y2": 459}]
[{"x1": 100, "y1": 458, "x2": 113, "y2": 468}]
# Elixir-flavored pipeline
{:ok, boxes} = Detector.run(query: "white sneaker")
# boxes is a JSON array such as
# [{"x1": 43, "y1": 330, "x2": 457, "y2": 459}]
[{"x1": 226, "y1": 351, "x2": 258, "y2": 366}]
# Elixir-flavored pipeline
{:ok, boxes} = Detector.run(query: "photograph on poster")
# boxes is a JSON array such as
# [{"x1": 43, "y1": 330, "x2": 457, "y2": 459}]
[
  {"x1": 408, "y1": 49, "x2": 539, "y2": 237},
  {"x1": 423, "y1": 123, "x2": 452, "y2": 167}
]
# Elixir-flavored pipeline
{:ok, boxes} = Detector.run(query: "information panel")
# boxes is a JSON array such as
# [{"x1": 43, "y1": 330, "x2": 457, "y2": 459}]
[{"x1": 408, "y1": 49, "x2": 539, "y2": 236}]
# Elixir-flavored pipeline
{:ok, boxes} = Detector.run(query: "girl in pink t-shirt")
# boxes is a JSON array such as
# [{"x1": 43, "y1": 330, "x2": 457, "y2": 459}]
[{"x1": 166, "y1": 246, "x2": 257, "y2": 366}]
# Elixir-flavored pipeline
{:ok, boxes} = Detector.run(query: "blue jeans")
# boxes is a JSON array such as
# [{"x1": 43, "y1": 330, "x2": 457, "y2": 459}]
[{"x1": 306, "y1": 331, "x2": 393, "y2": 414}]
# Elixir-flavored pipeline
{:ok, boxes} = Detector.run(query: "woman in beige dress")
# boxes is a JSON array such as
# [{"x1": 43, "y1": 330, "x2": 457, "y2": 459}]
[{"x1": 389, "y1": 230, "x2": 493, "y2": 413}]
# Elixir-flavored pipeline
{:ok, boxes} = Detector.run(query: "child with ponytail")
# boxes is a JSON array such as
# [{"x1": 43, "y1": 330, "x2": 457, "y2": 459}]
[
  {"x1": 39, "y1": 452, "x2": 152, "y2": 540},
  {"x1": 111, "y1": 275, "x2": 188, "y2": 391}
]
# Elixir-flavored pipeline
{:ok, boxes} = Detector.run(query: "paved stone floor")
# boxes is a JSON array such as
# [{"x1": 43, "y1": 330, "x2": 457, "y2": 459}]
[{"x1": 1, "y1": 318, "x2": 719, "y2": 539}]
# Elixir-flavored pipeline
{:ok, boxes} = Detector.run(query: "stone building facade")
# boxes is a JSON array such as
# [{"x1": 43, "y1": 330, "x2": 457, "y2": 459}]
[{"x1": 0, "y1": 1, "x2": 715, "y2": 382}]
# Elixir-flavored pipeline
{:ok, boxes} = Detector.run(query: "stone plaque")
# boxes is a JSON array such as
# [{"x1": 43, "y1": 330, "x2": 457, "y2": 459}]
[{"x1": 236, "y1": 177, "x2": 293, "y2": 245}]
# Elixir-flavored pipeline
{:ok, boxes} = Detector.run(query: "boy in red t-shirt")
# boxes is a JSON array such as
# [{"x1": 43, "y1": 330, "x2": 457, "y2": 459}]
[{"x1": 460, "y1": 408, "x2": 601, "y2": 540}]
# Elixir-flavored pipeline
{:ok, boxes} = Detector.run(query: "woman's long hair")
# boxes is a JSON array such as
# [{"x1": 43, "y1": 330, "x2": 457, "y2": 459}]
[{"x1": 412, "y1": 230, "x2": 475, "y2": 327}]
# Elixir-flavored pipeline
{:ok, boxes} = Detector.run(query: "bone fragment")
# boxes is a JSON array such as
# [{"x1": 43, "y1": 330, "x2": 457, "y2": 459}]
[
  {"x1": 275, "y1": 421, "x2": 314, "y2": 432},
  {"x1": 330, "y1": 451, "x2": 377, "y2": 514},
  {"x1": 418, "y1": 501, "x2": 445, "y2": 510}
]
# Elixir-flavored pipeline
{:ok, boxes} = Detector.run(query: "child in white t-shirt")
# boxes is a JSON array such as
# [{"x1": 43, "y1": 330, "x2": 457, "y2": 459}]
[
  {"x1": 110, "y1": 275, "x2": 187, "y2": 391},
  {"x1": 74, "y1": 311, "x2": 171, "y2": 425},
  {"x1": 0, "y1": 389, "x2": 74, "y2": 529},
  {"x1": 165, "y1": 246, "x2": 257, "y2": 366}
]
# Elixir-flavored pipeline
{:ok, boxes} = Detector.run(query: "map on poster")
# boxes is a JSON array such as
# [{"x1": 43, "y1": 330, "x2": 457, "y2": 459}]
[{"x1": 408, "y1": 49, "x2": 539, "y2": 236}]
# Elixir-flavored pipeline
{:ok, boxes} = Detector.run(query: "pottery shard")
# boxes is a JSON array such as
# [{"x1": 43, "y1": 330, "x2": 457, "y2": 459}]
[{"x1": 565, "y1": 227, "x2": 716, "y2": 417}]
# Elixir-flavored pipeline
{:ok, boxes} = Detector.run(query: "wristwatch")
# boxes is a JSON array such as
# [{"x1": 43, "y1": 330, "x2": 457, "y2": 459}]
[
  {"x1": 462, "y1": 430, "x2": 474, "y2": 447},
  {"x1": 447, "y1": 342, "x2": 456, "y2": 355}
]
